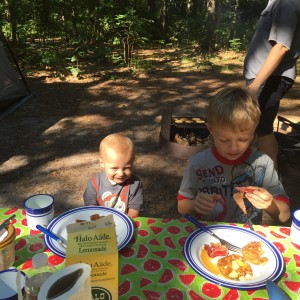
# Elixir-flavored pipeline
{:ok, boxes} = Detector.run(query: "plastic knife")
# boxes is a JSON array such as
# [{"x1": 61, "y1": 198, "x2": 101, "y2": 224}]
[
  {"x1": 266, "y1": 280, "x2": 291, "y2": 300},
  {"x1": 0, "y1": 214, "x2": 16, "y2": 232},
  {"x1": 36, "y1": 224, "x2": 67, "y2": 248}
]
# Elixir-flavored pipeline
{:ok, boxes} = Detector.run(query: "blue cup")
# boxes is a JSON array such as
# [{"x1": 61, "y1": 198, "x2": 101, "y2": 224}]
[
  {"x1": 0, "y1": 269, "x2": 26, "y2": 300},
  {"x1": 290, "y1": 209, "x2": 300, "y2": 245}
]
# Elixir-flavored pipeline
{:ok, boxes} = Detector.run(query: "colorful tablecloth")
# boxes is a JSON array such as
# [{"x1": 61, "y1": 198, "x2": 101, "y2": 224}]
[{"x1": 1, "y1": 208, "x2": 300, "y2": 299}]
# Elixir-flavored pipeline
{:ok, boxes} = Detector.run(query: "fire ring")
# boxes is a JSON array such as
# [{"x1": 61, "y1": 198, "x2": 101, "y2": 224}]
[{"x1": 159, "y1": 106, "x2": 212, "y2": 159}]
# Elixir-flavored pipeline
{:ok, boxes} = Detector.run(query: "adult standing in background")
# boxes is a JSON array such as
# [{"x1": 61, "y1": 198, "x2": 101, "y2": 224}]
[{"x1": 244, "y1": 0, "x2": 300, "y2": 170}]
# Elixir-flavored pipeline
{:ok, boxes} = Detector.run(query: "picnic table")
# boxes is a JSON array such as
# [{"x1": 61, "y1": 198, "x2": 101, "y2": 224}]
[{"x1": 1, "y1": 207, "x2": 299, "y2": 299}]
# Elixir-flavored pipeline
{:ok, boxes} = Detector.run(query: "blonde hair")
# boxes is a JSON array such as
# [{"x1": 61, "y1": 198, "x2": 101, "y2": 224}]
[
  {"x1": 99, "y1": 133, "x2": 135, "y2": 160},
  {"x1": 207, "y1": 86, "x2": 261, "y2": 131}
]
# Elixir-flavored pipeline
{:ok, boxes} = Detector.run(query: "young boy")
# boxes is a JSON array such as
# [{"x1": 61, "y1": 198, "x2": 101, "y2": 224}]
[
  {"x1": 83, "y1": 133, "x2": 144, "y2": 217},
  {"x1": 177, "y1": 87, "x2": 290, "y2": 224}
]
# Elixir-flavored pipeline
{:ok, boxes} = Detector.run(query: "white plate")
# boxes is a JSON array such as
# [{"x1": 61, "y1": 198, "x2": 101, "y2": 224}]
[
  {"x1": 184, "y1": 225, "x2": 284, "y2": 290},
  {"x1": 45, "y1": 206, "x2": 134, "y2": 257}
]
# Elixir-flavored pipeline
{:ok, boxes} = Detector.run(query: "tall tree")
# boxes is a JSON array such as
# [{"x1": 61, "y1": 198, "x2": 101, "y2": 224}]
[
  {"x1": 229, "y1": 0, "x2": 239, "y2": 41},
  {"x1": 207, "y1": 0, "x2": 216, "y2": 53},
  {"x1": 37, "y1": 0, "x2": 51, "y2": 42},
  {"x1": 162, "y1": 0, "x2": 169, "y2": 41},
  {"x1": 3, "y1": 0, "x2": 17, "y2": 42}
]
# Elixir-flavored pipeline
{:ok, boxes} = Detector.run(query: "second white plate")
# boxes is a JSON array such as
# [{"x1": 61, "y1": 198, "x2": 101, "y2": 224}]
[{"x1": 184, "y1": 225, "x2": 284, "y2": 290}]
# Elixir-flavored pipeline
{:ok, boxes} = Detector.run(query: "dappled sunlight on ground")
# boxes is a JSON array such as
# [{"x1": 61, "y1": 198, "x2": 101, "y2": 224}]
[{"x1": 0, "y1": 49, "x2": 299, "y2": 223}]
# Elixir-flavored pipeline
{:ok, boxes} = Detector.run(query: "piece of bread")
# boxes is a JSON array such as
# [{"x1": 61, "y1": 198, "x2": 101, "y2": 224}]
[
  {"x1": 90, "y1": 213, "x2": 103, "y2": 221},
  {"x1": 217, "y1": 254, "x2": 253, "y2": 281},
  {"x1": 242, "y1": 241, "x2": 268, "y2": 265},
  {"x1": 75, "y1": 214, "x2": 104, "y2": 223},
  {"x1": 75, "y1": 219, "x2": 86, "y2": 223},
  {"x1": 233, "y1": 186, "x2": 261, "y2": 215},
  {"x1": 233, "y1": 192, "x2": 247, "y2": 215}
]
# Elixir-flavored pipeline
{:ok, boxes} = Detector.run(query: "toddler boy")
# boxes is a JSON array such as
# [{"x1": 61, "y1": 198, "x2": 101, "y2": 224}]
[{"x1": 84, "y1": 133, "x2": 144, "y2": 217}]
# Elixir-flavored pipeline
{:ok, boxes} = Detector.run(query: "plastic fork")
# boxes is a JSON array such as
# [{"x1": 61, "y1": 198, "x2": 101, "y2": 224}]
[
  {"x1": 184, "y1": 214, "x2": 242, "y2": 253},
  {"x1": 247, "y1": 217, "x2": 255, "y2": 231}
]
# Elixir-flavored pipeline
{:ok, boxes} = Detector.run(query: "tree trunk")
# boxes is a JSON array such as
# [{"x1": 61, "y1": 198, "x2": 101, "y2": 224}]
[
  {"x1": 147, "y1": 0, "x2": 156, "y2": 18},
  {"x1": 188, "y1": 0, "x2": 200, "y2": 15},
  {"x1": 39, "y1": 0, "x2": 50, "y2": 43},
  {"x1": 124, "y1": 37, "x2": 132, "y2": 68},
  {"x1": 71, "y1": 5, "x2": 78, "y2": 38},
  {"x1": 162, "y1": 0, "x2": 169, "y2": 42},
  {"x1": 4, "y1": 0, "x2": 17, "y2": 42},
  {"x1": 207, "y1": 0, "x2": 216, "y2": 54},
  {"x1": 229, "y1": 0, "x2": 239, "y2": 41}
]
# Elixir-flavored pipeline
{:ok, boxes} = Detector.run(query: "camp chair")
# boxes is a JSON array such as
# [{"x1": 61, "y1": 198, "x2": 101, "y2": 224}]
[{"x1": 274, "y1": 115, "x2": 300, "y2": 155}]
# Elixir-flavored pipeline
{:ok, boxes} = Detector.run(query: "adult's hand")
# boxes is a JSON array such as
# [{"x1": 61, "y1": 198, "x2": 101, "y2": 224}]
[
  {"x1": 246, "y1": 81, "x2": 261, "y2": 96},
  {"x1": 247, "y1": 43, "x2": 289, "y2": 96}
]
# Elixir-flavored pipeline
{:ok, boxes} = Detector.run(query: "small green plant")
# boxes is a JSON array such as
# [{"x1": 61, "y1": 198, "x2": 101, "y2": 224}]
[
  {"x1": 114, "y1": 9, "x2": 153, "y2": 68},
  {"x1": 131, "y1": 57, "x2": 156, "y2": 74},
  {"x1": 65, "y1": 55, "x2": 81, "y2": 78},
  {"x1": 110, "y1": 52, "x2": 123, "y2": 65},
  {"x1": 229, "y1": 38, "x2": 242, "y2": 52}
]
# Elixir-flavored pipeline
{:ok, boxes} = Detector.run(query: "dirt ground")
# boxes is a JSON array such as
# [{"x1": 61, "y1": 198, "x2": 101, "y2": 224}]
[{"x1": 0, "y1": 50, "x2": 299, "y2": 225}]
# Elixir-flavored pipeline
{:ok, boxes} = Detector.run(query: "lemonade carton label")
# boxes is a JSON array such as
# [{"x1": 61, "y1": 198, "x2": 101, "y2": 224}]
[{"x1": 65, "y1": 214, "x2": 118, "y2": 300}]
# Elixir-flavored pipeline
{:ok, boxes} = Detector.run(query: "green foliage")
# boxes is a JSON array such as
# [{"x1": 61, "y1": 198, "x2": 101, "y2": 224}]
[
  {"x1": 110, "y1": 52, "x2": 124, "y2": 66},
  {"x1": 92, "y1": 43, "x2": 112, "y2": 63},
  {"x1": 112, "y1": 37, "x2": 121, "y2": 46},
  {"x1": 0, "y1": 0, "x2": 264, "y2": 75},
  {"x1": 114, "y1": 9, "x2": 153, "y2": 67},
  {"x1": 229, "y1": 38, "x2": 242, "y2": 52},
  {"x1": 168, "y1": 20, "x2": 189, "y2": 46},
  {"x1": 64, "y1": 47, "x2": 88, "y2": 78},
  {"x1": 40, "y1": 49, "x2": 62, "y2": 66},
  {"x1": 65, "y1": 55, "x2": 81, "y2": 78},
  {"x1": 66, "y1": 65, "x2": 81, "y2": 77},
  {"x1": 130, "y1": 56, "x2": 156, "y2": 75}
]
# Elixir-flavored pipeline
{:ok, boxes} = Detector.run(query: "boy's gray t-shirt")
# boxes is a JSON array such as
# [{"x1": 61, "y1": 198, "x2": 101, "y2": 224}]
[
  {"x1": 244, "y1": 0, "x2": 300, "y2": 80},
  {"x1": 178, "y1": 147, "x2": 289, "y2": 224},
  {"x1": 83, "y1": 172, "x2": 144, "y2": 213}
]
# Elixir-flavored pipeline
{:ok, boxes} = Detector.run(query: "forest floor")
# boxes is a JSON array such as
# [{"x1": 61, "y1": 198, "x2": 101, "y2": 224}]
[{"x1": 0, "y1": 49, "x2": 299, "y2": 225}]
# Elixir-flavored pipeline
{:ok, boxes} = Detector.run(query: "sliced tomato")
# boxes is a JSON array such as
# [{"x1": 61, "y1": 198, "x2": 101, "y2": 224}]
[
  {"x1": 204, "y1": 242, "x2": 228, "y2": 258},
  {"x1": 237, "y1": 186, "x2": 258, "y2": 194},
  {"x1": 244, "y1": 187, "x2": 257, "y2": 193}
]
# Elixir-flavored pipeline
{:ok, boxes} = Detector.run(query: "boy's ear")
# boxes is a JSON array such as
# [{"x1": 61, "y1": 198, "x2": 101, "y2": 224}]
[
  {"x1": 206, "y1": 122, "x2": 213, "y2": 134},
  {"x1": 99, "y1": 157, "x2": 104, "y2": 168}
]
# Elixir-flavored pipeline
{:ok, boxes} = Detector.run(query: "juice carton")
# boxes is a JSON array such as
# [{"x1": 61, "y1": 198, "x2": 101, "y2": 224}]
[{"x1": 65, "y1": 214, "x2": 118, "y2": 299}]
